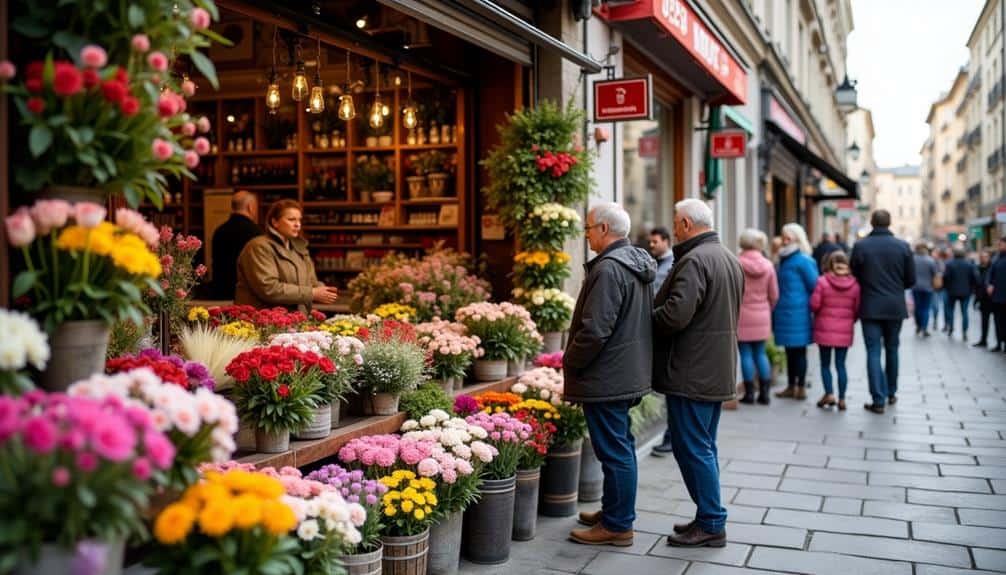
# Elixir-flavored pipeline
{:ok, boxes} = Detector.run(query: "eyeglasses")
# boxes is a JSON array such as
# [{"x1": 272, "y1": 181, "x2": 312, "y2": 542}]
[{"x1": 584, "y1": 222, "x2": 604, "y2": 233}]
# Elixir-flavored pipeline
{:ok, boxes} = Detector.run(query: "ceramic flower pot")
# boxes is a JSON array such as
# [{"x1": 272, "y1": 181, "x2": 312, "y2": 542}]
[
  {"x1": 427, "y1": 172, "x2": 449, "y2": 197},
  {"x1": 255, "y1": 428, "x2": 290, "y2": 453},
  {"x1": 472, "y1": 359, "x2": 507, "y2": 382},
  {"x1": 38, "y1": 320, "x2": 110, "y2": 391},
  {"x1": 341, "y1": 543, "x2": 383, "y2": 575},
  {"x1": 406, "y1": 175, "x2": 426, "y2": 198},
  {"x1": 294, "y1": 404, "x2": 332, "y2": 440},
  {"x1": 364, "y1": 392, "x2": 400, "y2": 416},
  {"x1": 381, "y1": 528, "x2": 429, "y2": 575}
]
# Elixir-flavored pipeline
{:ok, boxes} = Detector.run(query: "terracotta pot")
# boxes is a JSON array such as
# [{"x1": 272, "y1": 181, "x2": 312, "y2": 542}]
[{"x1": 38, "y1": 320, "x2": 110, "y2": 391}]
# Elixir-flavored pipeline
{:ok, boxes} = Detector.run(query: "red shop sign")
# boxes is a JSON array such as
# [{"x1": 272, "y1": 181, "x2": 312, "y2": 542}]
[
  {"x1": 638, "y1": 134, "x2": 660, "y2": 157},
  {"x1": 710, "y1": 130, "x2": 746, "y2": 159},
  {"x1": 594, "y1": 76, "x2": 653, "y2": 122}
]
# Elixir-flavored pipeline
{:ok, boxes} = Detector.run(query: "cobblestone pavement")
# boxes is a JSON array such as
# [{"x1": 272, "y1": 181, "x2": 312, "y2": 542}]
[{"x1": 461, "y1": 313, "x2": 1006, "y2": 574}]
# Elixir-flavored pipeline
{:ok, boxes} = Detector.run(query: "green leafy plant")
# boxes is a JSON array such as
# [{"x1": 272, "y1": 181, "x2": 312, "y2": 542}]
[
  {"x1": 353, "y1": 154, "x2": 394, "y2": 191},
  {"x1": 415, "y1": 149, "x2": 447, "y2": 175},
  {"x1": 357, "y1": 322, "x2": 428, "y2": 395},
  {"x1": 399, "y1": 382, "x2": 454, "y2": 420}
]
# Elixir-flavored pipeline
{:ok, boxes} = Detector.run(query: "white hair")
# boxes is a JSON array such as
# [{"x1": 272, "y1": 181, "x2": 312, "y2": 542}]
[
  {"x1": 739, "y1": 228, "x2": 766, "y2": 251},
  {"x1": 781, "y1": 222, "x2": 812, "y2": 255},
  {"x1": 589, "y1": 202, "x2": 631, "y2": 238},
  {"x1": 675, "y1": 198, "x2": 713, "y2": 229}
]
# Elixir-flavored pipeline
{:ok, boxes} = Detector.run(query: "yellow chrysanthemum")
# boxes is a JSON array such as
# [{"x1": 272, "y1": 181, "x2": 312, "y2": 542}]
[
  {"x1": 154, "y1": 503, "x2": 196, "y2": 545},
  {"x1": 401, "y1": 499, "x2": 414, "y2": 513},
  {"x1": 231, "y1": 494, "x2": 263, "y2": 529},
  {"x1": 219, "y1": 321, "x2": 260, "y2": 341},
  {"x1": 198, "y1": 498, "x2": 236, "y2": 537},
  {"x1": 426, "y1": 493, "x2": 438, "y2": 506},
  {"x1": 188, "y1": 306, "x2": 210, "y2": 322},
  {"x1": 418, "y1": 478, "x2": 436, "y2": 491},
  {"x1": 384, "y1": 506, "x2": 397, "y2": 517},
  {"x1": 414, "y1": 508, "x2": 426, "y2": 520},
  {"x1": 260, "y1": 500, "x2": 297, "y2": 535}
]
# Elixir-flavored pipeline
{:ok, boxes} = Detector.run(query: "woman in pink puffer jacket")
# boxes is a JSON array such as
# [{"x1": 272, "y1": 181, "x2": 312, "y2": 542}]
[
  {"x1": 736, "y1": 229, "x2": 779, "y2": 404},
  {"x1": 810, "y1": 251, "x2": 861, "y2": 411}
]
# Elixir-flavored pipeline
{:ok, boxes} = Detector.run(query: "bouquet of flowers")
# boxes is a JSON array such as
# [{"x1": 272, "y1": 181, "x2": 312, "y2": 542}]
[
  {"x1": 225, "y1": 346, "x2": 333, "y2": 435},
  {"x1": 346, "y1": 248, "x2": 491, "y2": 322},
  {"x1": 415, "y1": 320, "x2": 482, "y2": 380},
  {"x1": 357, "y1": 321, "x2": 427, "y2": 396},
  {"x1": 455, "y1": 302, "x2": 532, "y2": 361},
  {"x1": 319, "y1": 314, "x2": 370, "y2": 337},
  {"x1": 145, "y1": 470, "x2": 302, "y2": 574},
  {"x1": 68, "y1": 368, "x2": 236, "y2": 489},
  {"x1": 269, "y1": 330, "x2": 334, "y2": 354},
  {"x1": 268, "y1": 331, "x2": 356, "y2": 407},
  {"x1": 464, "y1": 412, "x2": 532, "y2": 480},
  {"x1": 306, "y1": 464, "x2": 389, "y2": 553},
  {"x1": 511, "y1": 250, "x2": 571, "y2": 290},
  {"x1": 512, "y1": 367, "x2": 586, "y2": 447},
  {"x1": 147, "y1": 227, "x2": 206, "y2": 335},
  {"x1": 337, "y1": 434, "x2": 444, "y2": 480},
  {"x1": 107, "y1": 348, "x2": 215, "y2": 390},
  {"x1": 283, "y1": 489, "x2": 367, "y2": 574},
  {"x1": 178, "y1": 324, "x2": 258, "y2": 391},
  {"x1": 0, "y1": 391, "x2": 176, "y2": 569},
  {"x1": 372, "y1": 302, "x2": 417, "y2": 322},
  {"x1": 1, "y1": 1, "x2": 226, "y2": 207},
  {"x1": 0, "y1": 309, "x2": 49, "y2": 394},
  {"x1": 6, "y1": 201, "x2": 163, "y2": 332},
  {"x1": 533, "y1": 351, "x2": 564, "y2": 369},
  {"x1": 512, "y1": 288, "x2": 576, "y2": 333},
  {"x1": 474, "y1": 391, "x2": 524, "y2": 413},
  {"x1": 520, "y1": 203, "x2": 581, "y2": 251},
  {"x1": 452, "y1": 394, "x2": 481, "y2": 417},
  {"x1": 377, "y1": 470, "x2": 439, "y2": 536},
  {"x1": 508, "y1": 399, "x2": 559, "y2": 469},
  {"x1": 191, "y1": 305, "x2": 324, "y2": 338}
]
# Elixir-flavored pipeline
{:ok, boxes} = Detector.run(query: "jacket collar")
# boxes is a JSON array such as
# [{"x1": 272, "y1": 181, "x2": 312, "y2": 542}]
[
  {"x1": 869, "y1": 228, "x2": 894, "y2": 238},
  {"x1": 266, "y1": 228, "x2": 308, "y2": 255},
  {"x1": 672, "y1": 231, "x2": 718, "y2": 261},
  {"x1": 585, "y1": 238, "x2": 630, "y2": 272}
]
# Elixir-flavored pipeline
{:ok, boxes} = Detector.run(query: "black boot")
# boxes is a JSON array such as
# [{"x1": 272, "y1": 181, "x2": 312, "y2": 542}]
[
  {"x1": 740, "y1": 381, "x2": 756, "y2": 404},
  {"x1": 757, "y1": 379, "x2": 771, "y2": 405}
]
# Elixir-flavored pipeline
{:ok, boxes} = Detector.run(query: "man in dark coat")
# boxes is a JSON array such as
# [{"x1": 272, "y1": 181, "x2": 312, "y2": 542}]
[
  {"x1": 812, "y1": 232, "x2": 842, "y2": 271},
  {"x1": 988, "y1": 237, "x2": 1006, "y2": 354},
  {"x1": 850, "y1": 210, "x2": 915, "y2": 414},
  {"x1": 942, "y1": 247, "x2": 980, "y2": 340},
  {"x1": 211, "y1": 190, "x2": 261, "y2": 300},
  {"x1": 652, "y1": 198, "x2": 744, "y2": 548},
  {"x1": 565, "y1": 202, "x2": 656, "y2": 548}
]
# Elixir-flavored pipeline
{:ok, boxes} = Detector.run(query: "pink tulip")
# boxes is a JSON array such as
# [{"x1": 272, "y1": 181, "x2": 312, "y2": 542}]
[
  {"x1": 181, "y1": 79, "x2": 196, "y2": 97},
  {"x1": 74, "y1": 202, "x2": 107, "y2": 229},
  {"x1": 184, "y1": 150, "x2": 200, "y2": 168},
  {"x1": 190, "y1": 8, "x2": 211, "y2": 30},
  {"x1": 147, "y1": 51, "x2": 168, "y2": 72},
  {"x1": 152, "y1": 138, "x2": 174, "y2": 161},
  {"x1": 4, "y1": 208, "x2": 36, "y2": 247},
  {"x1": 29, "y1": 199, "x2": 72, "y2": 235},
  {"x1": 0, "y1": 60, "x2": 15, "y2": 80},
  {"x1": 182, "y1": 122, "x2": 196, "y2": 136},
  {"x1": 131, "y1": 34, "x2": 151, "y2": 53},
  {"x1": 80, "y1": 45, "x2": 108, "y2": 68},
  {"x1": 196, "y1": 116, "x2": 211, "y2": 133},
  {"x1": 193, "y1": 137, "x2": 210, "y2": 155}
]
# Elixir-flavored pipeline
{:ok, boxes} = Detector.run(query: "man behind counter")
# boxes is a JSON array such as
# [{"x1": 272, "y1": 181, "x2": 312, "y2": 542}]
[{"x1": 211, "y1": 190, "x2": 262, "y2": 300}]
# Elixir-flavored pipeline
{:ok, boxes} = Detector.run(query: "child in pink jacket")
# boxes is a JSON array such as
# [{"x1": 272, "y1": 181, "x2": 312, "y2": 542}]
[{"x1": 810, "y1": 251, "x2": 860, "y2": 410}]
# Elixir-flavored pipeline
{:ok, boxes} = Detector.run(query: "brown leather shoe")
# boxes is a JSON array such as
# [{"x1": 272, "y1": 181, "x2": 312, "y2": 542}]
[
  {"x1": 673, "y1": 519, "x2": 696, "y2": 534},
  {"x1": 775, "y1": 386, "x2": 796, "y2": 398},
  {"x1": 794, "y1": 387, "x2": 807, "y2": 400},
  {"x1": 569, "y1": 523, "x2": 634, "y2": 547},
  {"x1": 666, "y1": 525, "x2": 726, "y2": 548},
  {"x1": 577, "y1": 510, "x2": 602, "y2": 526}
]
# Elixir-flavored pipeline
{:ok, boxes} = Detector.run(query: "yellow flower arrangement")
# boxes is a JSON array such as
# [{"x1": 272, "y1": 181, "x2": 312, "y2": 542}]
[
  {"x1": 218, "y1": 320, "x2": 260, "y2": 341},
  {"x1": 378, "y1": 470, "x2": 439, "y2": 536},
  {"x1": 512, "y1": 251, "x2": 571, "y2": 291},
  {"x1": 187, "y1": 306, "x2": 210, "y2": 322},
  {"x1": 509, "y1": 398, "x2": 561, "y2": 421},
  {"x1": 57, "y1": 222, "x2": 161, "y2": 277},
  {"x1": 319, "y1": 317, "x2": 367, "y2": 336},
  {"x1": 373, "y1": 303, "x2": 417, "y2": 321}
]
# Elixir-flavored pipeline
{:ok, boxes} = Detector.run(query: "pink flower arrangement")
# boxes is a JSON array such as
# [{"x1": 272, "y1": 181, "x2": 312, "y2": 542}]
[
  {"x1": 415, "y1": 320, "x2": 483, "y2": 380},
  {"x1": 465, "y1": 411, "x2": 533, "y2": 480},
  {"x1": 338, "y1": 434, "x2": 446, "y2": 480},
  {"x1": 534, "y1": 351, "x2": 564, "y2": 369},
  {"x1": 512, "y1": 366, "x2": 565, "y2": 406},
  {"x1": 455, "y1": 302, "x2": 543, "y2": 361},
  {"x1": 453, "y1": 394, "x2": 481, "y2": 416}
]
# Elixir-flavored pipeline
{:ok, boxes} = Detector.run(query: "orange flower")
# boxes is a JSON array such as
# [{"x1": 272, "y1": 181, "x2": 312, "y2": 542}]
[{"x1": 475, "y1": 391, "x2": 523, "y2": 411}]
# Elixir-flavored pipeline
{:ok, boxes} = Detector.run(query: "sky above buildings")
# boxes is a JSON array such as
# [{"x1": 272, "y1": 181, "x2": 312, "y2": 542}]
[{"x1": 847, "y1": 0, "x2": 983, "y2": 168}]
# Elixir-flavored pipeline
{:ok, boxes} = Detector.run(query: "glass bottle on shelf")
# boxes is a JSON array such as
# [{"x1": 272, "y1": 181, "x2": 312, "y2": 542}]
[{"x1": 429, "y1": 122, "x2": 440, "y2": 144}]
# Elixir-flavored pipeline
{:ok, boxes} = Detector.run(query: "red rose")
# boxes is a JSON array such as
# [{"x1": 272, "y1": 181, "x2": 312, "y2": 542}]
[
  {"x1": 82, "y1": 68, "x2": 100, "y2": 89},
  {"x1": 259, "y1": 364, "x2": 279, "y2": 381},
  {"x1": 277, "y1": 384, "x2": 290, "y2": 398},
  {"x1": 52, "y1": 62, "x2": 83, "y2": 96},
  {"x1": 232, "y1": 367, "x2": 251, "y2": 383},
  {"x1": 26, "y1": 97, "x2": 45, "y2": 114}
]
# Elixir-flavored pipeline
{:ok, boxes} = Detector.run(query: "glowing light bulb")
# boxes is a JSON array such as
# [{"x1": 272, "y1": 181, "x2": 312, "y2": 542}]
[
  {"x1": 402, "y1": 105, "x2": 418, "y2": 129},
  {"x1": 265, "y1": 74, "x2": 281, "y2": 114},
  {"x1": 369, "y1": 98, "x2": 385, "y2": 129},
  {"x1": 338, "y1": 94, "x2": 356, "y2": 121},
  {"x1": 309, "y1": 85, "x2": 325, "y2": 114},
  {"x1": 292, "y1": 61, "x2": 309, "y2": 101},
  {"x1": 381, "y1": 102, "x2": 390, "y2": 117}
]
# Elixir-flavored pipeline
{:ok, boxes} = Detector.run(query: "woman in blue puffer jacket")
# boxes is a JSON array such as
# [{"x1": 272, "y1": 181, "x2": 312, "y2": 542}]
[{"x1": 773, "y1": 222, "x2": 819, "y2": 400}]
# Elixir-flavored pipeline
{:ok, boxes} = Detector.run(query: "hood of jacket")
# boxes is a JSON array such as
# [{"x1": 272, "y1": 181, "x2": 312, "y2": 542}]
[
  {"x1": 825, "y1": 271, "x2": 857, "y2": 291},
  {"x1": 738, "y1": 249, "x2": 773, "y2": 279},
  {"x1": 588, "y1": 238, "x2": 657, "y2": 284}
]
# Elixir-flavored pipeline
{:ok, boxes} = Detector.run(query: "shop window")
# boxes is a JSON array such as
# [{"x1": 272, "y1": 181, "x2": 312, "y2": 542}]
[{"x1": 621, "y1": 102, "x2": 672, "y2": 245}]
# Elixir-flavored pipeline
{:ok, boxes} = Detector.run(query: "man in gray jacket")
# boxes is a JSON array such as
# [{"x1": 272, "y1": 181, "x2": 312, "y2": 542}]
[
  {"x1": 653, "y1": 199, "x2": 744, "y2": 548},
  {"x1": 566, "y1": 203, "x2": 656, "y2": 548}
]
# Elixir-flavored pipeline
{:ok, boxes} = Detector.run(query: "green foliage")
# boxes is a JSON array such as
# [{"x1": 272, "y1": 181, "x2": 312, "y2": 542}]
[
  {"x1": 414, "y1": 150, "x2": 448, "y2": 175},
  {"x1": 629, "y1": 393, "x2": 666, "y2": 437},
  {"x1": 106, "y1": 318, "x2": 150, "y2": 359},
  {"x1": 552, "y1": 403, "x2": 587, "y2": 447},
  {"x1": 399, "y1": 382, "x2": 454, "y2": 420},
  {"x1": 765, "y1": 338, "x2": 785, "y2": 371},
  {"x1": 353, "y1": 154, "x2": 394, "y2": 192},
  {"x1": 357, "y1": 340, "x2": 428, "y2": 395}
]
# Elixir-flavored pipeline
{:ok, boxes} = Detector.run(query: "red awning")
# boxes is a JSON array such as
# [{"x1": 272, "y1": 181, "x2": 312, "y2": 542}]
[{"x1": 598, "y1": 0, "x2": 747, "y2": 105}]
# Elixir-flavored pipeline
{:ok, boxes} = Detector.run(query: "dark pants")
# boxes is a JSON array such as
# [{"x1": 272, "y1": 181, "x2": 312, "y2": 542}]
[
  {"x1": 863, "y1": 319, "x2": 903, "y2": 406},
  {"x1": 977, "y1": 301, "x2": 993, "y2": 344},
  {"x1": 819, "y1": 346, "x2": 849, "y2": 399},
  {"x1": 667, "y1": 396, "x2": 726, "y2": 533},
  {"x1": 995, "y1": 302, "x2": 1006, "y2": 350},
  {"x1": 946, "y1": 295, "x2": 971, "y2": 334},
  {"x1": 785, "y1": 346, "x2": 808, "y2": 387},
  {"x1": 912, "y1": 289, "x2": 932, "y2": 332},
  {"x1": 583, "y1": 400, "x2": 637, "y2": 533},
  {"x1": 931, "y1": 290, "x2": 943, "y2": 330}
]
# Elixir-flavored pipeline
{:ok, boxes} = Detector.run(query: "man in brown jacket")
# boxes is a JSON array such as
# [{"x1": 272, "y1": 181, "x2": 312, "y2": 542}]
[{"x1": 653, "y1": 198, "x2": 744, "y2": 548}]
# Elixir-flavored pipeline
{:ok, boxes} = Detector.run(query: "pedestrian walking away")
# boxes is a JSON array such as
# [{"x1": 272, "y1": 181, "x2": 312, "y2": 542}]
[
  {"x1": 931, "y1": 248, "x2": 946, "y2": 332},
  {"x1": 653, "y1": 199, "x2": 744, "y2": 548},
  {"x1": 564, "y1": 202, "x2": 655, "y2": 548},
  {"x1": 911, "y1": 242, "x2": 939, "y2": 337},
  {"x1": 942, "y1": 246, "x2": 980, "y2": 341},
  {"x1": 850, "y1": 210, "x2": 915, "y2": 414},
  {"x1": 735, "y1": 228, "x2": 778, "y2": 405},
  {"x1": 810, "y1": 251, "x2": 860, "y2": 411},
  {"x1": 772, "y1": 223, "x2": 818, "y2": 400},
  {"x1": 974, "y1": 249, "x2": 997, "y2": 349},
  {"x1": 812, "y1": 232, "x2": 842, "y2": 272},
  {"x1": 987, "y1": 238, "x2": 1006, "y2": 354}
]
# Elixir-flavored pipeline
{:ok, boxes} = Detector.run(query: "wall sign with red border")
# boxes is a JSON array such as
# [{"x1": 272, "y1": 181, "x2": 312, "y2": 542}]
[
  {"x1": 594, "y1": 76, "x2": 653, "y2": 122},
  {"x1": 710, "y1": 130, "x2": 746, "y2": 159}
]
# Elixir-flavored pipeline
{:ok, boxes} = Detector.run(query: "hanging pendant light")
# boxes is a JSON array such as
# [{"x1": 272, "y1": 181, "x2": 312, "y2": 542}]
[
  {"x1": 368, "y1": 61, "x2": 384, "y2": 129},
  {"x1": 309, "y1": 37, "x2": 325, "y2": 114},
  {"x1": 402, "y1": 71, "x2": 418, "y2": 130},
  {"x1": 265, "y1": 26, "x2": 281, "y2": 113},
  {"x1": 291, "y1": 40, "x2": 309, "y2": 102},
  {"x1": 337, "y1": 50, "x2": 356, "y2": 121}
]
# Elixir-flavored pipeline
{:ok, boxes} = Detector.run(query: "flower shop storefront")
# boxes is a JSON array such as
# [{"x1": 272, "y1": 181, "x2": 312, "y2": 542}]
[{"x1": 0, "y1": 1, "x2": 618, "y2": 574}]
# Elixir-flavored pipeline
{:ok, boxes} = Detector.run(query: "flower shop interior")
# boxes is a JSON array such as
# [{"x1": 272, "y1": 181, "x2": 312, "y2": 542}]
[{"x1": 0, "y1": 1, "x2": 668, "y2": 574}]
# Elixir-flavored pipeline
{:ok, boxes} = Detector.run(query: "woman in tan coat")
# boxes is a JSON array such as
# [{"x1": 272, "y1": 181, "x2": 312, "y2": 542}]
[{"x1": 234, "y1": 200, "x2": 339, "y2": 311}]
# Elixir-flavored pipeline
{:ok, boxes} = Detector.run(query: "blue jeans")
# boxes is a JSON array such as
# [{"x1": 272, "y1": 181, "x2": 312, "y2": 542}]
[
  {"x1": 931, "y1": 291, "x2": 942, "y2": 329},
  {"x1": 667, "y1": 396, "x2": 727, "y2": 533},
  {"x1": 738, "y1": 341, "x2": 772, "y2": 382},
  {"x1": 583, "y1": 400, "x2": 637, "y2": 533},
  {"x1": 862, "y1": 319, "x2": 902, "y2": 406},
  {"x1": 946, "y1": 295, "x2": 971, "y2": 334},
  {"x1": 912, "y1": 290, "x2": 932, "y2": 332},
  {"x1": 819, "y1": 346, "x2": 849, "y2": 399}
]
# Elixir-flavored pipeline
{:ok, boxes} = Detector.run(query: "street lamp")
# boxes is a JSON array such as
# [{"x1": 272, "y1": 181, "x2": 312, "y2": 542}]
[
  {"x1": 836, "y1": 75, "x2": 858, "y2": 113},
  {"x1": 848, "y1": 141, "x2": 861, "y2": 161}
]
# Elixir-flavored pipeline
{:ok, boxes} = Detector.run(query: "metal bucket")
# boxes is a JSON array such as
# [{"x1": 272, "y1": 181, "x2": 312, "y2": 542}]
[
  {"x1": 578, "y1": 436, "x2": 603, "y2": 502},
  {"x1": 512, "y1": 467, "x2": 541, "y2": 541},
  {"x1": 463, "y1": 475, "x2": 516, "y2": 564},
  {"x1": 539, "y1": 439, "x2": 582, "y2": 517},
  {"x1": 294, "y1": 404, "x2": 331, "y2": 440}
]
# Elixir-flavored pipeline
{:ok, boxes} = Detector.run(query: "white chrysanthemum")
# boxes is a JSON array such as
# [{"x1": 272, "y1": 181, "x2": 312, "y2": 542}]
[
  {"x1": 297, "y1": 519, "x2": 321, "y2": 541},
  {"x1": 401, "y1": 420, "x2": 419, "y2": 431},
  {"x1": 419, "y1": 415, "x2": 437, "y2": 428},
  {"x1": 430, "y1": 409, "x2": 450, "y2": 422}
]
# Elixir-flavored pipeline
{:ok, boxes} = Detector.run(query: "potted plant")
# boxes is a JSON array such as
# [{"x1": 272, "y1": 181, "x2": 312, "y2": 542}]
[
  {"x1": 320, "y1": 334, "x2": 366, "y2": 429},
  {"x1": 417, "y1": 150, "x2": 451, "y2": 197},
  {"x1": 225, "y1": 345, "x2": 332, "y2": 453},
  {"x1": 268, "y1": 331, "x2": 345, "y2": 439},
  {"x1": 145, "y1": 227, "x2": 206, "y2": 340},
  {"x1": 357, "y1": 320, "x2": 428, "y2": 415},
  {"x1": 405, "y1": 153, "x2": 428, "y2": 198},
  {"x1": 507, "y1": 398, "x2": 558, "y2": 541},
  {"x1": 353, "y1": 154, "x2": 394, "y2": 203},
  {"x1": 1, "y1": 1, "x2": 226, "y2": 207},
  {"x1": 378, "y1": 470, "x2": 440, "y2": 575},
  {"x1": 399, "y1": 382, "x2": 455, "y2": 420},
  {"x1": 0, "y1": 309, "x2": 49, "y2": 395},
  {"x1": 306, "y1": 464, "x2": 389, "y2": 575},
  {"x1": 455, "y1": 303, "x2": 532, "y2": 381},
  {"x1": 511, "y1": 251, "x2": 571, "y2": 290},
  {"x1": 6, "y1": 202, "x2": 164, "y2": 390},
  {"x1": 415, "y1": 320, "x2": 482, "y2": 392},
  {"x1": 0, "y1": 391, "x2": 176, "y2": 574},
  {"x1": 512, "y1": 288, "x2": 575, "y2": 354},
  {"x1": 520, "y1": 203, "x2": 582, "y2": 252}
]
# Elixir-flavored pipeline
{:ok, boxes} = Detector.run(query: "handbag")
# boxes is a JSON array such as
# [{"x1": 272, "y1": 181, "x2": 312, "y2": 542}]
[{"x1": 933, "y1": 273, "x2": 943, "y2": 290}]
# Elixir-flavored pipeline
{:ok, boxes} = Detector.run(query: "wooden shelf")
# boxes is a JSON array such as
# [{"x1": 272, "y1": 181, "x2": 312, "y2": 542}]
[
  {"x1": 349, "y1": 146, "x2": 395, "y2": 152},
  {"x1": 304, "y1": 148, "x2": 350, "y2": 155},
  {"x1": 233, "y1": 184, "x2": 299, "y2": 190},
  {"x1": 302, "y1": 201, "x2": 391, "y2": 208},
  {"x1": 402, "y1": 197, "x2": 458, "y2": 205},
  {"x1": 309, "y1": 243, "x2": 426, "y2": 249},
  {"x1": 221, "y1": 150, "x2": 298, "y2": 157},
  {"x1": 400, "y1": 144, "x2": 458, "y2": 150},
  {"x1": 303, "y1": 225, "x2": 457, "y2": 231}
]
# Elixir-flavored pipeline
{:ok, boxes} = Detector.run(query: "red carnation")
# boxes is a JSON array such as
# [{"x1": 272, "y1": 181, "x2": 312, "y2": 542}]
[
  {"x1": 277, "y1": 384, "x2": 290, "y2": 398},
  {"x1": 26, "y1": 97, "x2": 45, "y2": 115},
  {"x1": 26, "y1": 62, "x2": 43, "y2": 80},
  {"x1": 83, "y1": 68, "x2": 100, "y2": 89},
  {"x1": 52, "y1": 62, "x2": 83, "y2": 97},
  {"x1": 102, "y1": 80, "x2": 128, "y2": 104},
  {"x1": 259, "y1": 364, "x2": 280, "y2": 381},
  {"x1": 232, "y1": 367, "x2": 250, "y2": 383},
  {"x1": 319, "y1": 357, "x2": 336, "y2": 373}
]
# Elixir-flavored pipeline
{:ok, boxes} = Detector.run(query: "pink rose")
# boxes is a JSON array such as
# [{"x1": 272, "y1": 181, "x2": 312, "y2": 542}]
[
  {"x1": 190, "y1": 8, "x2": 211, "y2": 29},
  {"x1": 181, "y1": 79, "x2": 196, "y2": 97},
  {"x1": 193, "y1": 136, "x2": 210, "y2": 155},
  {"x1": 0, "y1": 60, "x2": 15, "y2": 80},
  {"x1": 182, "y1": 122, "x2": 197, "y2": 136},
  {"x1": 30, "y1": 199, "x2": 72, "y2": 235},
  {"x1": 196, "y1": 116, "x2": 211, "y2": 133},
  {"x1": 23, "y1": 415, "x2": 58, "y2": 454},
  {"x1": 184, "y1": 150, "x2": 200, "y2": 169},
  {"x1": 4, "y1": 208, "x2": 36, "y2": 247},
  {"x1": 80, "y1": 45, "x2": 108, "y2": 68},
  {"x1": 157, "y1": 95, "x2": 179, "y2": 117},
  {"x1": 152, "y1": 138, "x2": 174, "y2": 161},
  {"x1": 147, "y1": 51, "x2": 168, "y2": 72},
  {"x1": 51, "y1": 467, "x2": 71, "y2": 487},
  {"x1": 91, "y1": 417, "x2": 137, "y2": 462},
  {"x1": 73, "y1": 202, "x2": 106, "y2": 229},
  {"x1": 131, "y1": 34, "x2": 151, "y2": 53}
]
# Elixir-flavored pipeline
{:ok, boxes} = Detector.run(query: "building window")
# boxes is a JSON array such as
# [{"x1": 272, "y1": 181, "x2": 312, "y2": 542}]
[
  {"x1": 622, "y1": 101, "x2": 672, "y2": 244},
  {"x1": 899, "y1": 206, "x2": 904, "y2": 217}
]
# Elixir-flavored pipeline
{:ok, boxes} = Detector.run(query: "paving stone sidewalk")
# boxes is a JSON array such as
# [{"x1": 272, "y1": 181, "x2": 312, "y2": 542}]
[{"x1": 460, "y1": 315, "x2": 1006, "y2": 574}]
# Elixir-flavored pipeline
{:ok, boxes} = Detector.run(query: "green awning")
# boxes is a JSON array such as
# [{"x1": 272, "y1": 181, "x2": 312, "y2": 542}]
[
  {"x1": 703, "y1": 106, "x2": 724, "y2": 198},
  {"x1": 723, "y1": 106, "x2": 755, "y2": 136}
]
